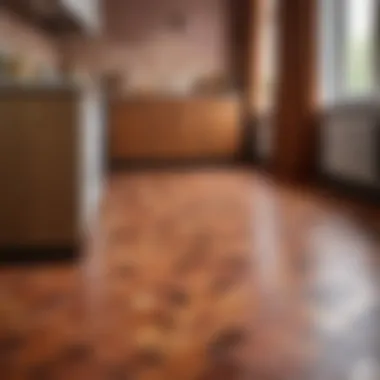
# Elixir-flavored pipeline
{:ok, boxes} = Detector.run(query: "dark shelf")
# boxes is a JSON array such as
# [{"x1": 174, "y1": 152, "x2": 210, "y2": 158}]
[{"x1": 2, "y1": 0, "x2": 84, "y2": 35}]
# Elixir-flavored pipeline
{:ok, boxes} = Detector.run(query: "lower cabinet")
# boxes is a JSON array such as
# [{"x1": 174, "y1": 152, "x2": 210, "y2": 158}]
[
  {"x1": 109, "y1": 96, "x2": 242, "y2": 162},
  {"x1": 0, "y1": 88, "x2": 103, "y2": 261}
]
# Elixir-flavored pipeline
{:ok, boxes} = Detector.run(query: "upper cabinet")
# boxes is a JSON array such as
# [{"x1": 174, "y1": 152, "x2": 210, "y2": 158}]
[
  {"x1": 2, "y1": 0, "x2": 102, "y2": 35},
  {"x1": 61, "y1": 0, "x2": 101, "y2": 35}
]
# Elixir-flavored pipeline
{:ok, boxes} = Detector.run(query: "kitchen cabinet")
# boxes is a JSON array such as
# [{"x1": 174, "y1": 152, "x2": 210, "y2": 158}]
[
  {"x1": 0, "y1": 86, "x2": 104, "y2": 262},
  {"x1": 110, "y1": 96, "x2": 242, "y2": 162},
  {"x1": 2, "y1": 0, "x2": 100, "y2": 35}
]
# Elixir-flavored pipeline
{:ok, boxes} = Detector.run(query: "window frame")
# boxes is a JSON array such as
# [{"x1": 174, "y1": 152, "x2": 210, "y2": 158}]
[{"x1": 319, "y1": 0, "x2": 379, "y2": 105}]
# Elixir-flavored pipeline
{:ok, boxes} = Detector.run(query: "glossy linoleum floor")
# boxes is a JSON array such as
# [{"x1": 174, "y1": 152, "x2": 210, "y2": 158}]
[{"x1": 0, "y1": 169, "x2": 379, "y2": 380}]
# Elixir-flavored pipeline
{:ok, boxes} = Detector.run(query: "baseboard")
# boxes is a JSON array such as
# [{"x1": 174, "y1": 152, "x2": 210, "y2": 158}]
[
  {"x1": 110, "y1": 157, "x2": 242, "y2": 172},
  {"x1": 317, "y1": 172, "x2": 380, "y2": 205},
  {"x1": 0, "y1": 245, "x2": 79, "y2": 266}
]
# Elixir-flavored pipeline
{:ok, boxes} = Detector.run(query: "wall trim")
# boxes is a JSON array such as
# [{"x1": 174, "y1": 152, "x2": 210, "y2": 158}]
[
  {"x1": 0, "y1": 245, "x2": 79, "y2": 266},
  {"x1": 110, "y1": 157, "x2": 245, "y2": 172},
  {"x1": 317, "y1": 171, "x2": 380, "y2": 205}
]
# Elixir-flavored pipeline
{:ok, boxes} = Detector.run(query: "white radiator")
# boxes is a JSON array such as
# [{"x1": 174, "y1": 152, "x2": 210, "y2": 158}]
[{"x1": 320, "y1": 103, "x2": 380, "y2": 187}]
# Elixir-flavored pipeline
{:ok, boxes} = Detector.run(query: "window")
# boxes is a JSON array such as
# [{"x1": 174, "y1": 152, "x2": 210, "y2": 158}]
[{"x1": 319, "y1": 0, "x2": 377, "y2": 103}]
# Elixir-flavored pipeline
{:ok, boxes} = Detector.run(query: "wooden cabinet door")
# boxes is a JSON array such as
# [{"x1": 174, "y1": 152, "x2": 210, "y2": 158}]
[
  {"x1": 20, "y1": 98, "x2": 78, "y2": 245},
  {"x1": 181, "y1": 99, "x2": 241, "y2": 158},
  {"x1": 110, "y1": 100, "x2": 184, "y2": 160},
  {"x1": 0, "y1": 95, "x2": 77, "y2": 246},
  {"x1": 109, "y1": 98, "x2": 241, "y2": 161},
  {"x1": 0, "y1": 98, "x2": 27, "y2": 245}
]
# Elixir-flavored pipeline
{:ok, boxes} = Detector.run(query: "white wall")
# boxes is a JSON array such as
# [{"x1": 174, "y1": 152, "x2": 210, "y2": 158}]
[{"x1": 78, "y1": 82, "x2": 105, "y2": 231}]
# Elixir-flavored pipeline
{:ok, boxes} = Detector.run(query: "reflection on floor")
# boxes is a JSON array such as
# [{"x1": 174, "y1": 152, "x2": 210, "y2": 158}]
[{"x1": 0, "y1": 169, "x2": 379, "y2": 380}]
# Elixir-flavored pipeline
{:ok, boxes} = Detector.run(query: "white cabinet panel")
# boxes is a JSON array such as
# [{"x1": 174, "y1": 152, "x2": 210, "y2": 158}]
[{"x1": 321, "y1": 104, "x2": 379, "y2": 186}]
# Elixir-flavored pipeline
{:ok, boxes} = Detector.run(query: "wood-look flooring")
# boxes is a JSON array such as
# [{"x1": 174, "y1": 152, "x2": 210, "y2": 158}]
[{"x1": 0, "y1": 169, "x2": 379, "y2": 380}]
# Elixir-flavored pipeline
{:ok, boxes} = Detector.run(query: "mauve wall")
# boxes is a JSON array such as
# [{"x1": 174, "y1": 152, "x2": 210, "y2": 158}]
[
  {"x1": 63, "y1": 0, "x2": 230, "y2": 94},
  {"x1": 0, "y1": 9, "x2": 59, "y2": 68}
]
